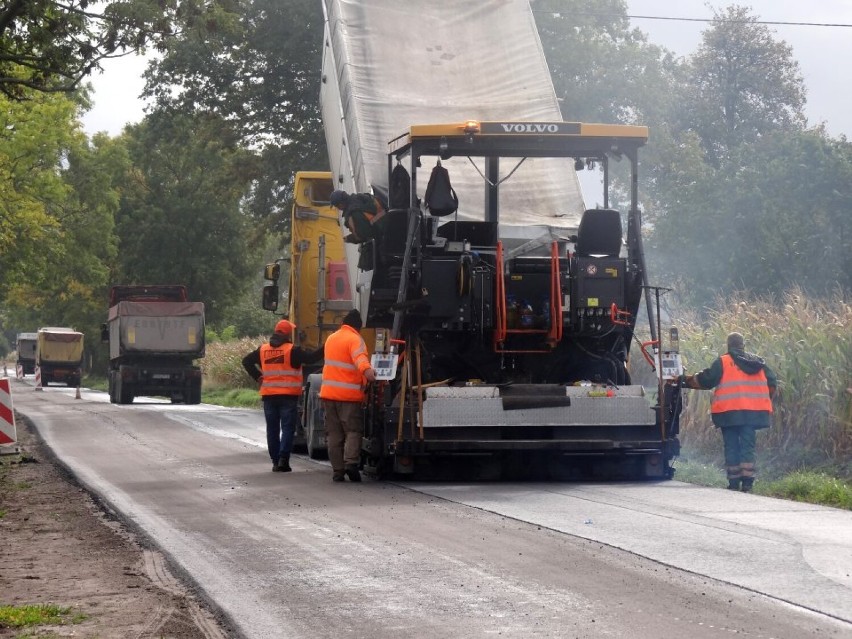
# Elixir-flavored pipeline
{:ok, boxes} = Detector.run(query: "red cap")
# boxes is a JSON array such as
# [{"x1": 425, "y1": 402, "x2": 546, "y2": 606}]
[{"x1": 274, "y1": 319, "x2": 295, "y2": 335}]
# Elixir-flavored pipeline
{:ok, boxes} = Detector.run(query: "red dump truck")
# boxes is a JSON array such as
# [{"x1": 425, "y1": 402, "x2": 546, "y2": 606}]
[{"x1": 102, "y1": 285, "x2": 205, "y2": 404}]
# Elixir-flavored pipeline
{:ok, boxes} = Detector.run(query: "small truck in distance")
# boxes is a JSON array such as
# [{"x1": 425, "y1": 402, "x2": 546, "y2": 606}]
[
  {"x1": 36, "y1": 327, "x2": 84, "y2": 387},
  {"x1": 15, "y1": 332, "x2": 38, "y2": 375}
]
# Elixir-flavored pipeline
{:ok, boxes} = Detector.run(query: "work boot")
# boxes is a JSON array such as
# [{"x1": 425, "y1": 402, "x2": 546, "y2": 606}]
[
  {"x1": 740, "y1": 478, "x2": 754, "y2": 493},
  {"x1": 332, "y1": 473, "x2": 346, "y2": 482},
  {"x1": 272, "y1": 460, "x2": 282, "y2": 472},
  {"x1": 727, "y1": 478, "x2": 741, "y2": 491},
  {"x1": 278, "y1": 455, "x2": 292, "y2": 472},
  {"x1": 345, "y1": 464, "x2": 362, "y2": 483}
]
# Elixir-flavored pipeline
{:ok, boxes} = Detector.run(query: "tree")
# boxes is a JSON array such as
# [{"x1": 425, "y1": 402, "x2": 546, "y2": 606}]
[
  {"x1": 534, "y1": 0, "x2": 678, "y2": 126},
  {"x1": 142, "y1": 0, "x2": 327, "y2": 235},
  {"x1": 115, "y1": 110, "x2": 257, "y2": 324},
  {"x1": 647, "y1": 128, "x2": 852, "y2": 304},
  {"x1": 676, "y1": 5, "x2": 806, "y2": 166},
  {"x1": 0, "y1": 0, "x2": 231, "y2": 98},
  {"x1": 1, "y1": 104, "x2": 125, "y2": 368},
  {"x1": 0, "y1": 90, "x2": 77, "y2": 301}
]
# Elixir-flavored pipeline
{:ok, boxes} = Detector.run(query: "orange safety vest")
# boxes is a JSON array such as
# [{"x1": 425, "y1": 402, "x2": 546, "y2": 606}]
[
  {"x1": 259, "y1": 343, "x2": 302, "y2": 397},
  {"x1": 368, "y1": 197, "x2": 386, "y2": 225},
  {"x1": 711, "y1": 354, "x2": 773, "y2": 414},
  {"x1": 319, "y1": 325, "x2": 371, "y2": 402}
]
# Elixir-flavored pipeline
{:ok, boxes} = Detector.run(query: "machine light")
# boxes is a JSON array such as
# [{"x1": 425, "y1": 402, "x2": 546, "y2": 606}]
[
  {"x1": 574, "y1": 158, "x2": 585, "y2": 171},
  {"x1": 463, "y1": 120, "x2": 480, "y2": 134}
]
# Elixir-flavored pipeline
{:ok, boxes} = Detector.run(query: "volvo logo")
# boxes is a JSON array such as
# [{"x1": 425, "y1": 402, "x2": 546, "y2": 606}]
[
  {"x1": 499, "y1": 123, "x2": 560, "y2": 133},
  {"x1": 480, "y1": 122, "x2": 581, "y2": 135}
]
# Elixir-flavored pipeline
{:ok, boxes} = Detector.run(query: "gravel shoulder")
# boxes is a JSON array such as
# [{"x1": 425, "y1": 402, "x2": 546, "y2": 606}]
[{"x1": 0, "y1": 413, "x2": 232, "y2": 639}]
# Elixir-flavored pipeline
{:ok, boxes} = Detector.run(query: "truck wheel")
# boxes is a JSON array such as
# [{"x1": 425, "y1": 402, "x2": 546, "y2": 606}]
[
  {"x1": 186, "y1": 379, "x2": 202, "y2": 405},
  {"x1": 117, "y1": 377, "x2": 133, "y2": 404},
  {"x1": 305, "y1": 383, "x2": 327, "y2": 460},
  {"x1": 108, "y1": 373, "x2": 117, "y2": 404}
]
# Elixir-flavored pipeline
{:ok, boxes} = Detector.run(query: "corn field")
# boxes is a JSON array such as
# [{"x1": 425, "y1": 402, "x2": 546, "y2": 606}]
[
  {"x1": 675, "y1": 288, "x2": 851, "y2": 477},
  {"x1": 202, "y1": 336, "x2": 265, "y2": 389}
]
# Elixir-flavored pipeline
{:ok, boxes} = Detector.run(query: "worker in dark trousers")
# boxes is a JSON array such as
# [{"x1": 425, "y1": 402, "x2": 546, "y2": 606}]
[
  {"x1": 242, "y1": 319, "x2": 324, "y2": 472},
  {"x1": 681, "y1": 332, "x2": 778, "y2": 492},
  {"x1": 329, "y1": 190, "x2": 386, "y2": 244},
  {"x1": 319, "y1": 309, "x2": 376, "y2": 482},
  {"x1": 329, "y1": 190, "x2": 387, "y2": 271}
]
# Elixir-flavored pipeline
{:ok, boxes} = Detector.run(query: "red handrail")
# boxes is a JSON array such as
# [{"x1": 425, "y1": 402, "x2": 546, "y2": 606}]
[
  {"x1": 493, "y1": 241, "x2": 507, "y2": 346},
  {"x1": 547, "y1": 241, "x2": 562, "y2": 345},
  {"x1": 640, "y1": 339, "x2": 659, "y2": 369}
]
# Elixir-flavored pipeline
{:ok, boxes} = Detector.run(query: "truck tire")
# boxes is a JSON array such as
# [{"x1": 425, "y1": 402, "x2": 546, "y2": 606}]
[
  {"x1": 305, "y1": 377, "x2": 327, "y2": 460},
  {"x1": 187, "y1": 379, "x2": 202, "y2": 405},
  {"x1": 117, "y1": 377, "x2": 134, "y2": 404},
  {"x1": 108, "y1": 373, "x2": 117, "y2": 404}
]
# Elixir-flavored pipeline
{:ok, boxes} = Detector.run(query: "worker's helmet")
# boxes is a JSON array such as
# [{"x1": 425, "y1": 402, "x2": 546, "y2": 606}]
[
  {"x1": 274, "y1": 319, "x2": 295, "y2": 336},
  {"x1": 329, "y1": 190, "x2": 349, "y2": 209}
]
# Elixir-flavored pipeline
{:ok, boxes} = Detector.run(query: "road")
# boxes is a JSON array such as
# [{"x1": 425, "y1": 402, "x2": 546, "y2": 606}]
[{"x1": 9, "y1": 377, "x2": 852, "y2": 639}]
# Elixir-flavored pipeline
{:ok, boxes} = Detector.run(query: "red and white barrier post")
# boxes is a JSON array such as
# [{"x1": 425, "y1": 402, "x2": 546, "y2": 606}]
[
  {"x1": 34, "y1": 366, "x2": 43, "y2": 391},
  {"x1": 0, "y1": 377, "x2": 20, "y2": 455},
  {"x1": 16, "y1": 363, "x2": 23, "y2": 379}
]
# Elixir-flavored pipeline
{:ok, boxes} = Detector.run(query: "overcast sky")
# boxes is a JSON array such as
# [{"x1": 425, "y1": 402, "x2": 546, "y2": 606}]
[{"x1": 81, "y1": 1, "x2": 852, "y2": 138}]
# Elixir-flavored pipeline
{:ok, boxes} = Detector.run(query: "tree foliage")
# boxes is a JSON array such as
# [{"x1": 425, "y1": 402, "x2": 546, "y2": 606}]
[
  {"x1": 115, "y1": 110, "x2": 257, "y2": 324},
  {"x1": 675, "y1": 5, "x2": 807, "y2": 167},
  {"x1": 0, "y1": 91, "x2": 79, "y2": 301},
  {"x1": 142, "y1": 0, "x2": 327, "y2": 236},
  {"x1": 0, "y1": 0, "x2": 232, "y2": 98},
  {"x1": 534, "y1": 0, "x2": 677, "y2": 126},
  {"x1": 1, "y1": 92, "x2": 123, "y2": 365},
  {"x1": 639, "y1": 5, "x2": 846, "y2": 305}
]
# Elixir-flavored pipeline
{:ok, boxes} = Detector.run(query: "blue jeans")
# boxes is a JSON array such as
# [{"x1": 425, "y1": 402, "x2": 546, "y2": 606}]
[{"x1": 263, "y1": 396, "x2": 298, "y2": 462}]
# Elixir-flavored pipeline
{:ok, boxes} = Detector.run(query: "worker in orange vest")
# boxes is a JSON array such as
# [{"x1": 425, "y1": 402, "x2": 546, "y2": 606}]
[
  {"x1": 242, "y1": 319, "x2": 324, "y2": 472},
  {"x1": 319, "y1": 309, "x2": 376, "y2": 482},
  {"x1": 681, "y1": 332, "x2": 778, "y2": 492}
]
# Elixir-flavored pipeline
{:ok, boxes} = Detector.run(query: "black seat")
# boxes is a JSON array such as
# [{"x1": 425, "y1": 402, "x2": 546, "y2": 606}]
[
  {"x1": 575, "y1": 209, "x2": 622, "y2": 257},
  {"x1": 379, "y1": 208, "x2": 411, "y2": 258}
]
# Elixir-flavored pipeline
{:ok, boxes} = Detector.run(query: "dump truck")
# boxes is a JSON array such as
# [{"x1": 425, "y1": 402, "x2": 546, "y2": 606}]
[
  {"x1": 102, "y1": 285, "x2": 205, "y2": 404},
  {"x1": 36, "y1": 327, "x2": 84, "y2": 387},
  {"x1": 262, "y1": 0, "x2": 684, "y2": 479},
  {"x1": 15, "y1": 333, "x2": 38, "y2": 375}
]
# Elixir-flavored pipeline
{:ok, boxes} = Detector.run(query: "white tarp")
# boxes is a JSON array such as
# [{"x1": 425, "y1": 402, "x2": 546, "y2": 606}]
[{"x1": 321, "y1": 0, "x2": 585, "y2": 229}]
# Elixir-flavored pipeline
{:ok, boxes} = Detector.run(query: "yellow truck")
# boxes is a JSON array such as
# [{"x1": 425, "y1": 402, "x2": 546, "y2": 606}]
[
  {"x1": 264, "y1": 171, "x2": 373, "y2": 458},
  {"x1": 36, "y1": 327, "x2": 84, "y2": 387}
]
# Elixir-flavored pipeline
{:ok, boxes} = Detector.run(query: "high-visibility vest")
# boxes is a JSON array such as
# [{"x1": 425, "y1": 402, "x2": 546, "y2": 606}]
[
  {"x1": 319, "y1": 325, "x2": 371, "y2": 402},
  {"x1": 711, "y1": 354, "x2": 773, "y2": 414},
  {"x1": 367, "y1": 196, "x2": 386, "y2": 225},
  {"x1": 259, "y1": 343, "x2": 302, "y2": 397}
]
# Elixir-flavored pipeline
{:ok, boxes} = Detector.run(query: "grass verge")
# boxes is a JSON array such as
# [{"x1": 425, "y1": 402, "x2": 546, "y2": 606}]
[
  {"x1": 201, "y1": 386, "x2": 261, "y2": 409},
  {"x1": 674, "y1": 458, "x2": 852, "y2": 509},
  {"x1": 0, "y1": 604, "x2": 86, "y2": 629}
]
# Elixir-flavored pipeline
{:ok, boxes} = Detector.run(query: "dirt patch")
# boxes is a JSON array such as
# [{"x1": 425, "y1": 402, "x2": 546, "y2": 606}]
[{"x1": 0, "y1": 414, "x2": 232, "y2": 639}]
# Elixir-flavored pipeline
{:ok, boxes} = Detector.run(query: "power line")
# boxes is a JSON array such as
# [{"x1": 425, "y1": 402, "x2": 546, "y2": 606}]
[
  {"x1": 531, "y1": 11, "x2": 852, "y2": 29},
  {"x1": 628, "y1": 14, "x2": 852, "y2": 28}
]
